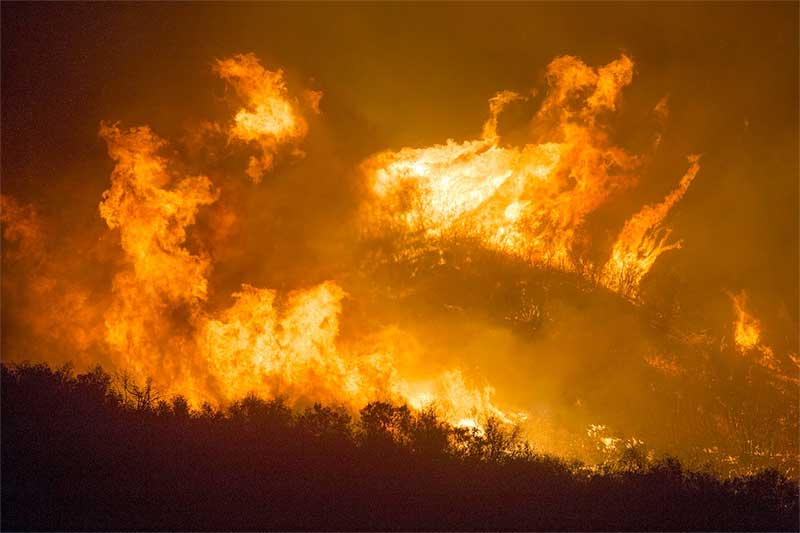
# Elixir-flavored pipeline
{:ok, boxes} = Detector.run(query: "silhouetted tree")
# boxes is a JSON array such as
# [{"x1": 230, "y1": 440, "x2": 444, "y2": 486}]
[{"x1": 1, "y1": 361, "x2": 797, "y2": 532}]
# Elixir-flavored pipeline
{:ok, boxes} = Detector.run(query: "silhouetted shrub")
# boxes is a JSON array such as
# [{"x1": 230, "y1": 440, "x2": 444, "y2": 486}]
[{"x1": 1, "y1": 362, "x2": 797, "y2": 531}]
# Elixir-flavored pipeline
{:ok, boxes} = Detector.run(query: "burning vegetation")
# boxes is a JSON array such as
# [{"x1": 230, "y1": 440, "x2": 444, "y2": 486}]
[
  {"x1": 2, "y1": 41, "x2": 798, "y2": 497},
  {"x1": 361, "y1": 54, "x2": 700, "y2": 301}
]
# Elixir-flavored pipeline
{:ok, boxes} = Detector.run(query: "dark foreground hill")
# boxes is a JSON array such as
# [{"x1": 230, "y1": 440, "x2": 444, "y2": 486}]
[{"x1": 2, "y1": 362, "x2": 797, "y2": 531}]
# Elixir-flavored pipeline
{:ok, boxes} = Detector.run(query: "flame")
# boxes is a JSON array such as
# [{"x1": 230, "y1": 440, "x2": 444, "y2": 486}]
[
  {"x1": 95, "y1": 94, "x2": 514, "y2": 426},
  {"x1": 197, "y1": 276, "x2": 516, "y2": 422},
  {"x1": 199, "y1": 281, "x2": 397, "y2": 408},
  {"x1": 728, "y1": 291, "x2": 797, "y2": 384},
  {"x1": 361, "y1": 54, "x2": 698, "y2": 297},
  {"x1": 730, "y1": 290, "x2": 761, "y2": 351},
  {"x1": 98, "y1": 122, "x2": 217, "y2": 384},
  {"x1": 398, "y1": 369, "x2": 511, "y2": 425},
  {"x1": 643, "y1": 354, "x2": 684, "y2": 377},
  {"x1": 215, "y1": 53, "x2": 319, "y2": 183},
  {"x1": 600, "y1": 155, "x2": 700, "y2": 297},
  {"x1": 3, "y1": 49, "x2": 796, "y2": 475}
]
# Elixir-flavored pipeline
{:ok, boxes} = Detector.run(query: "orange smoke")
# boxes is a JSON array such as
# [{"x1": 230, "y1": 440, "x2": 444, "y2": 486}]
[
  {"x1": 1, "y1": 194, "x2": 45, "y2": 262},
  {"x1": 361, "y1": 54, "x2": 698, "y2": 298},
  {"x1": 2, "y1": 195, "x2": 104, "y2": 357}
]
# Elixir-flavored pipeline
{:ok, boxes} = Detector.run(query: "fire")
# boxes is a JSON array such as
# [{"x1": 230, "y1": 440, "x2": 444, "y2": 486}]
[
  {"x1": 215, "y1": 53, "x2": 319, "y2": 183},
  {"x1": 98, "y1": 122, "x2": 217, "y2": 385},
  {"x1": 728, "y1": 290, "x2": 798, "y2": 384},
  {"x1": 398, "y1": 370, "x2": 511, "y2": 425},
  {"x1": 0, "y1": 47, "x2": 798, "y2": 474},
  {"x1": 644, "y1": 354, "x2": 684, "y2": 377},
  {"x1": 91, "y1": 62, "x2": 515, "y2": 427},
  {"x1": 731, "y1": 290, "x2": 761, "y2": 351},
  {"x1": 600, "y1": 155, "x2": 700, "y2": 296},
  {"x1": 361, "y1": 54, "x2": 699, "y2": 298},
  {"x1": 199, "y1": 281, "x2": 399, "y2": 408},
  {"x1": 0, "y1": 52, "x2": 711, "y2": 441}
]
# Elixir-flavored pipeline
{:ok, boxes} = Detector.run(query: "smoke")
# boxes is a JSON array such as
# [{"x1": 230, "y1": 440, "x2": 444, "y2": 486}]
[{"x1": 1, "y1": 196, "x2": 108, "y2": 366}]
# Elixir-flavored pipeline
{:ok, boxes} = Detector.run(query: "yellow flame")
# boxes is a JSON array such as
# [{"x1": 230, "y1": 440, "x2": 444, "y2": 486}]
[
  {"x1": 643, "y1": 354, "x2": 684, "y2": 377},
  {"x1": 98, "y1": 122, "x2": 217, "y2": 385},
  {"x1": 730, "y1": 290, "x2": 761, "y2": 351},
  {"x1": 215, "y1": 53, "x2": 318, "y2": 183},
  {"x1": 601, "y1": 155, "x2": 700, "y2": 297},
  {"x1": 96, "y1": 116, "x2": 515, "y2": 427},
  {"x1": 361, "y1": 54, "x2": 698, "y2": 296},
  {"x1": 728, "y1": 291, "x2": 799, "y2": 384}
]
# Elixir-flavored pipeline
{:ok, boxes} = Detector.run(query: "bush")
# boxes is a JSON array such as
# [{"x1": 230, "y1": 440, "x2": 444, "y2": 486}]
[{"x1": 2, "y1": 361, "x2": 797, "y2": 531}]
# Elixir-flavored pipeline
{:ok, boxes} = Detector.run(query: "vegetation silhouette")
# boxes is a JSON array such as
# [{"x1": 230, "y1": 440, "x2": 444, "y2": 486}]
[{"x1": 2, "y1": 362, "x2": 797, "y2": 531}]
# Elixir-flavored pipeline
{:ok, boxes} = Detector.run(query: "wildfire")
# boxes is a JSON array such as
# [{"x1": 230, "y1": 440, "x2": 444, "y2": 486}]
[
  {"x1": 0, "y1": 195, "x2": 44, "y2": 261},
  {"x1": 361, "y1": 54, "x2": 698, "y2": 298},
  {"x1": 4, "y1": 49, "x2": 795, "y2": 475},
  {"x1": 93, "y1": 73, "x2": 514, "y2": 426},
  {"x1": 0, "y1": 52, "x2": 709, "y2": 438}
]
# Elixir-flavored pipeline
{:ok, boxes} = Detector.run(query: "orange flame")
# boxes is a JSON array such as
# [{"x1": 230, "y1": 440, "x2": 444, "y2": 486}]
[
  {"x1": 728, "y1": 291, "x2": 799, "y2": 385},
  {"x1": 96, "y1": 110, "x2": 514, "y2": 427},
  {"x1": 215, "y1": 53, "x2": 319, "y2": 182},
  {"x1": 601, "y1": 155, "x2": 700, "y2": 297},
  {"x1": 730, "y1": 290, "x2": 761, "y2": 351},
  {"x1": 361, "y1": 54, "x2": 698, "y2": 297}
]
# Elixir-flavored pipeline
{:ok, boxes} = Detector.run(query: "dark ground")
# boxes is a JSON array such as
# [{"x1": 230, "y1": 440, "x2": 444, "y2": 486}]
[{"x1": 2, "y1": 361, "x2": 797, "y2": 531}]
